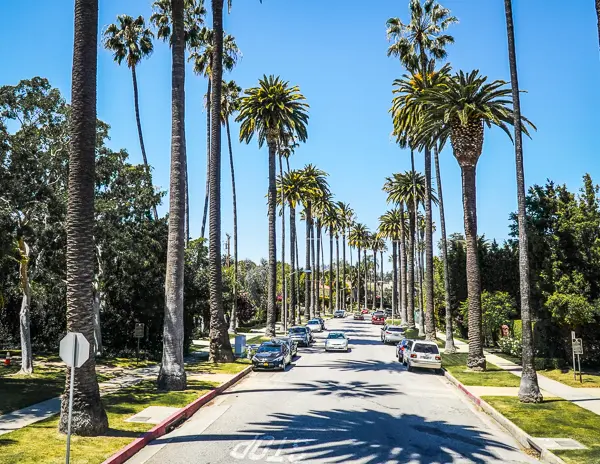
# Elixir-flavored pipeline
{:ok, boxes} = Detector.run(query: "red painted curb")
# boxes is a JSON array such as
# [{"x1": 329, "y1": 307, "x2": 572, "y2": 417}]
[{"x1": 101, "y1": 365, "x2": 253, "y2": 464}]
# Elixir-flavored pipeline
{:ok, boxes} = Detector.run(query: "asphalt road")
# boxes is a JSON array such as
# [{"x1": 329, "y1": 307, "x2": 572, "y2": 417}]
[{"x1": 129, "y1": 317, "x2": 536, "y2": 464}]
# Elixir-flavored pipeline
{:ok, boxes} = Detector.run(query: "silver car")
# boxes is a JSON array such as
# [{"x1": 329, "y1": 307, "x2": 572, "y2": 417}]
[
  {"x1": 288, "y1": 326, "x2": 311, "y2": 346},
  {"x1": 325, "y1": 331, "x2": 349, "y2": 352},
  {"x1": 306, "y1": 319, "x2": 323, "y2": 333},
  {"x1": 405, "y1": 340, "x2": 442, "y2": 372},
  {"x1": 381, "y1": 325, "x2": 405, "y2": 344}
]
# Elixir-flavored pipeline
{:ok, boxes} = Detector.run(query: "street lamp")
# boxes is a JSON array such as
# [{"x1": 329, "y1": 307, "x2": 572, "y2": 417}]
[{"x1": 285, "y1": 269, "x2": 311, "y2": 332}]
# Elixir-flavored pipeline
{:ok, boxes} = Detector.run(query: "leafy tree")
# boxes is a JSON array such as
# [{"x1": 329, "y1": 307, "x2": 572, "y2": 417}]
[{"x1": 460, "y1": 291, "x2": 516, "y2": 347}]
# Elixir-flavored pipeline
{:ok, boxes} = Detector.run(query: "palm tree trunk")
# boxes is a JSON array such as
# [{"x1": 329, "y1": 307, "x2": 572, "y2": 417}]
[
  {"x1": 266, "y1": 138, "x2": 278, "y2": 337},
  {"x1": 329, "y1": 232, "x2": 333, "y2": 314},
  {"x1": 226, "y1": 118, "x2": 238, "y2": 333},
  {"x1": 418, "y1": 230, "x2": 425, "y2": 336},
  {"x1": 504, "y1": 0, "x2": 542, "y2": 402},
  {"x1": 304, "y1": 205, "x2": 312, "y2": 321},
  {"x1": 131, "y1": 65, "x2": 157, "y2": 221},
  {"x1": 400, "y1": 203, "x2": 408, "y2": 325},
  {"x1": 315, "y1": 221, "x2": 321, "y2": 317},
  {"x1": 207, "y1": 0, "x2": 234, "y2": 362},
  {"x1": 59, "y1": 0, "x2": 109, "y2": 435},
  {"x1": 17, "y1": 239, "x2": 33, "y2": 375},
  {"x1": 372, "y1": 250, "x2": 377, "y2": 310},
  {"x1": 461, "y1": 164, "x2": 486, "y2": 371},
  {"x1": 342, "y1": 234, "x2": 347, "y2": 310},
  {"x1": 295, "y1": 225, "x2": 300, "y2": 324},
  {"x1": 434, "y1": 146, "x2": 456, "y2": 353},
  {"x1": 380, "y1": 250, "x2": 384, "y2": 311},
  {"x1": 363, "y1": 249, "x2": 368, "y2": 309},
  {"x1": 391, "y1": 241, "x2": 398, "y2": 318},
  {"x1": 320, "y1": 228, "x2": 325, "y2": 312},
  {"x1": 279, "y1": 154, "x2": 286, "y2": 330},
  {"x1": 596, "y1": 0, "x2": 600, "y2": 52},
  {"x1": 289, "y1": 206, "x2": 297, "y2": 326},
  {"x1": 356, "y1": 246, "x2": 361, "y2": 309},
  {"x1": 201, "y1": 78, "x2": 211, "y2": 239},
  {"x1": 335, "y1": 236, "x2": 340, "y2": 310},
  {"x1": 92, "y1": 244, "x2": 104, "y2": 356},
  {"x1": 311, "y1": 220, "x2": 316, "y2": 318},
  {"x1": 424, "y1": 147, "x2": 436, "y2": 340}
]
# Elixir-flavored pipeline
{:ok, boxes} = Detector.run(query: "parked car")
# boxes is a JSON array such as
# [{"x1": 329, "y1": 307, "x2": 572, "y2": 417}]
[
  {"x1": 288, "y1": 326, "x2": 311, "y2": 347},
  {"x1": 381, "y1": 325, "x2": 405, "y2": 344},
  {"x1": 353, "y1": 312, "x2": 364, "y2": 320},
  {"x1": 404, "y1": 340, "x2": 442, "y2": 372},
  {"x1": 361, "y1": 308, "x2": 370, "y2": 314},
  {"x1": 307, "y1": 319, "x2": 323, "y2": 333},
  {"x1": 396, "y1": 339, "x2": 414, "y2": 363},
  {"x1": 306, "y1": 326, "x2": 314, "y2": 343},
  {"x1": 252, "y1": 341, "x2": 292, "y2": 371},
  {"x1": 384, "y1": 309, "x2": 393, "y2": 318},
  {"x1": 333, "y1": 309, "x2": 345, "y2": 318},
  {"x1": 371, "y1": 311, "x2": 385, "y2": 325},
  {"x1": 324, "y1": 331, "x2": 349, "y2": 352},
  {"x1": 271, "y1": 336, "x2": 298, "y2": 357},
  {"x1": 316, "y1": 317, "x2": 326, "y2": 329}
]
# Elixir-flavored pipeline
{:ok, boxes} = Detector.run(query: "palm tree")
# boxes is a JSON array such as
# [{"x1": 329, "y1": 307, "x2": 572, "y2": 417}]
[
  {"x1": 337, "y1": 202, "x2": 354, "y2": 310},
  {"x1": 371, "y1": 235, "x2": 386, "y2": 310},
  {"x1": 415, "y1": 69, "x2": 535, "y2": 370},
  {"x1": 379, "y1": 209, "x2": 403, "y2": 318},
  {"x1": 504, "y1": 0, "x2": 542, "y2": 403},
  {"x1": 321, "y1": 200, "x2": 340, "y2": 314},
  {"x1": 189, "y1": 28, "x2": 240, "y2": 239},
  {"x1": 362, "y1": 231, "x2": 372, "y2": 309},
  {"x1": 349, "y1": 223, "x2": 367, "y2": 309},
  {"x1": 156, "y1": 0, "x2": 191, "y2": 389},
  {"x1": 151, "y1": 0, "x2": 206, "y2": 244},
  {"x1": 596, "y1": 0, "x2": 600, "y2": 51},
  {"x1": 313, "y1": 192, "x2": 333, "y2": 317},
  {"x1": 103, "y1": 15, "x2": 157, "y2": 221},
  {"x1": 221, "y1": 80, "x2": 241, "y2": 332},
  {"x1": 237, "y1": 76, "x2": 309, "y2": 336},
  {"x1": 58, "y1": 0, "x2": 109, "y2": 435}
]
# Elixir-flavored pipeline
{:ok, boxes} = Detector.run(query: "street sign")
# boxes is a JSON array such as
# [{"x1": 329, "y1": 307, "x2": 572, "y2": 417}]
[
  {"x1": 134, "y1": 323, "x2": 145, "y2": 339},
  {"x1": 59, "y1": 332, "x2": 90, "y2": 368},
  {"x1": 573, "y1": 338, "x2": 584, "y2": 355}
]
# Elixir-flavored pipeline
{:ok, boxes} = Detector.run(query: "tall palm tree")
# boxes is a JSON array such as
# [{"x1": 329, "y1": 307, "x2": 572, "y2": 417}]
[
  {"x1": 221, "y1": 80, "x2": 241, "y2": 332},
  {"x1": 378, "y1": 239, "x2": 388, "y2": 311},
  {"x1": 415, "y1": 69, "x2": 535, "y2": 370},
  {"x1": 338, "y1": 202, "x2": 354, "y2": 310},
  {"x1": 151, "y1": 0, "x2": 205, "y2": 244},
  {"x1": 157, "y1": 0, "x2": 190, "y2": 389},
  {"x1": 103, "y1": 15, "x2": 157, "y2": 221},
  {"x1": 59, "y1": 0, "x2": 109, "y2": 435},
  {"x1": 237, "y1": 76, "x2": 309, "y2": 336},
  {"x1": 416, "y1": 212, "x2": 426, "y2": 335},
  {"x1": 349, "y1": 223, "x2": 368, "y2": 309},
  {"x1": 388, "y1": 0, "x2": 456, "y2": 341},
  {"x1": 322, "y1": 200, "x2": 340, "y2": 314},
  {"x1": 596, "y1": 0, "x2": 600, "y2": 51},
  {"x1": 189, "y1": 28, "x2": 240, "y2": 239},
  {"x1": 372, "y1": 236, "x2": 386, "y2": 310},
  {"x1": 379, "y1": 209, "x2": 403, "y2": 318},
  {"x1": 362, "y1": 231, "x2": 372, "y2": 309},
  {"x1": 313, "y1": 192, "x2": 333, "y2": 316},
  {"x1": 504, "y1": 0, "x2": 542, "y2": 403}
]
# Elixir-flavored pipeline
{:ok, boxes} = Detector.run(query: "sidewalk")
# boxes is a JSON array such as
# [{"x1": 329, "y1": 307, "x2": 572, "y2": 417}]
[{"x1": 438, "y1": 332, "x2": 600, "y2": 416}]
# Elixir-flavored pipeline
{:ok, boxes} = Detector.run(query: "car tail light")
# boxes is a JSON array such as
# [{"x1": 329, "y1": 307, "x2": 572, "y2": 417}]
[
  {"x1": 386, "y1": 331, "x2": 391, "y2": 334},
  {"x1": 410, "y1": 354, "x2": 417, "y2": 358},
  {"x1": 435, "y1": 355, "x2": 441, "y2": 361}
]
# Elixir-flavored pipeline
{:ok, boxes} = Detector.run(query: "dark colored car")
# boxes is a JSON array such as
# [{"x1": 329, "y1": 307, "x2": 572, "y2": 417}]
[
  {"x1": 271, "y1": 336, "x2": 298, "y2": 357},
  {"x1": 288, "y1": 326, "x2": 311, "y2": 346},
  {"x1": 316, "y1": 317, "x2": 326, "y2": 329},
  {"x1": 371, "y1": 311, "x2": 385, "y2": 325},
  {"x1": 252, "y1": 342, "x2": 291, "y2": 371},
  {"x1": 353, "y1": 312, "x2": 364, "y2": 320}
]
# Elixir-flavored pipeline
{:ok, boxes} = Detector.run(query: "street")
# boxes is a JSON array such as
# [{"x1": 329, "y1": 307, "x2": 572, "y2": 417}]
[{"x1": 129, "y1": 317, "x2": 537, "y2": 464}]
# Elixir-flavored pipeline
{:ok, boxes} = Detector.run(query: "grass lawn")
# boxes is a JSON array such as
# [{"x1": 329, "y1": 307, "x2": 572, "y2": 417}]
[
  {"x1": 539, "y1": 368, "x2": 600, "y2": 388},
  {"x1": 0, "y1": 379, "x2": 217, "y2": 464},
  {"x1": 96, "y1": 357, "x2": 157, "y2": 370},
  {"x1": 185, "y1": 358, "x2": 251, "y2": 375},
  {"x1": 245, "y1": 335, "x2": 271, "y2": 345},
  {"x1": 483, "y1": 396, "x2": 600, "y2": 463},
  {"x1": 443, "y1": 353, "x2": 521, "y2": 387}
]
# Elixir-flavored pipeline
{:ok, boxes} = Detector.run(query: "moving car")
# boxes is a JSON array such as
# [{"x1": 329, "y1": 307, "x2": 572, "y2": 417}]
[
  {"x1": 381, "y1": 325, "x2": 405, "y2": 344},
  {"x1": 396, "y1": 339, "x2": 414, "y2": 363},
  {"x1": 333, "y1": 309, "x2": 345, "y2": 318},
  {"x1": 361, "y1": 308, "x2": 370, "y2": 314},
  {"x1": 316, "y1": 317, "x2": 326, "y2": 329},
  {"x1": 371, "y1": 311, "x2": 386, "y2": 325},
  {"x1": 288, "y1": 326, "x2": 311, "y2": 346},
  {"x1": 307, "y1": 318, "x2": 323, "y2": 333},
  {"x1": 404, "y1": 340, "x2": 442, "y2": 372},
  {"x1": 252, "y1": 341, "x2": 292, "y2": 371},
  {"x1": 353, "y1": 311, "x2": 364, "y2": 320},
  {"x1": 271, "y1": 336, "x2": 298, "y2": 357},
  {"x1": 325, "y1": 331, "x2": 349, "y2": 352}
]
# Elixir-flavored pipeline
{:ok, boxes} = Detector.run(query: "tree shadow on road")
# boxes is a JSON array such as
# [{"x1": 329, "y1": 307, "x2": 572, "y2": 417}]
[{"x1": 157, "y1": 408, "x2": 524, "y2": 463}]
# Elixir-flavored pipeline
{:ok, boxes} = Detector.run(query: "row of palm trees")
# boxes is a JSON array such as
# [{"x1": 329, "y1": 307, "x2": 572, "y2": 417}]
[{"x1": 386, "y1": 0, "x2": 542, "y2": 403}]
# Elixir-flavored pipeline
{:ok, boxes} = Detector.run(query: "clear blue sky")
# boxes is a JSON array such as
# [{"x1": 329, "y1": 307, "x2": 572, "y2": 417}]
[{"x1": 2, "y1": 1, "x2": 599, "y2": 265}]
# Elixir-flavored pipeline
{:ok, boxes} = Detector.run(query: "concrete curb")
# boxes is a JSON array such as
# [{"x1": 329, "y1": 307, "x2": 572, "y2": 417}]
[
  {"x1": 443, "y1": 369, "x2": 566, "y2": 464},
  {"x1": 101, "y1": 365, "x2": 253, "y2": 464}
]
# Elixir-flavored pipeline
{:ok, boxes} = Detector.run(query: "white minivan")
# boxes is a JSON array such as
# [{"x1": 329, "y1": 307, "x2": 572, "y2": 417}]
[{"x1": 404, "y1": 340, "x2": 442, "y2": 373}]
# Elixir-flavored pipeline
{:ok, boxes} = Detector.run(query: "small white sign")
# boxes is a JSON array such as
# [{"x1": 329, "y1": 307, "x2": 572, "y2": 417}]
[
  {"x1": 573, "y1": 338, "x2": 584, "y2": 355},
  {"x1": 60, "y1": 332, "x2": 90, "y2": 368}
]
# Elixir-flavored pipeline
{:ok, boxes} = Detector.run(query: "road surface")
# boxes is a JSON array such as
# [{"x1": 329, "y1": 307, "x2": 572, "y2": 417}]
[{"x1": 129, "y1": 317, "x2": 536, "y2": 464}]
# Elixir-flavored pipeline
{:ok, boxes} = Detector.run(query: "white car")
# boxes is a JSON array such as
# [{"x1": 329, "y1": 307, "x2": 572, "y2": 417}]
[
  {"x1": 325, "y1": 331, "x2": 349, "y2": 352},
  {"x1": 306, "y1": 319, "x2": 323, "y2": 333},
  {"x1": 404, "y1": 340, "x2": 442, "y2": 372},
  {"x1": 381, "y1": 325, "x2": 406, "y2": 344}
]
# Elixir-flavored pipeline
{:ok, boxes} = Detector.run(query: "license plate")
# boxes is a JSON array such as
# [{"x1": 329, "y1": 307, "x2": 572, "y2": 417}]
[
  {"x1": 422, "y1": 355, "x2": 431, "y2": 360},
  {"x1": 263, "y1": 362, "x2": 269, "y2": 367}
]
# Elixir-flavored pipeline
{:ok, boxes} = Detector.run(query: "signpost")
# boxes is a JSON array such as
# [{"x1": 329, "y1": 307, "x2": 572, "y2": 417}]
[
  {"x1": 571, "y1": 332, "x2": 583, "y2": 384},
  {"x1": 134, "y1": 323, "x2": 145, "y2": 366},
  {"x1": 59, "y1": 332, "x2": 90, "y2": 464}
]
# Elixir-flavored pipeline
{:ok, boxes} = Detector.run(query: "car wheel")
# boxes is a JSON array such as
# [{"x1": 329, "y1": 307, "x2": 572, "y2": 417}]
[{"x1": 406, "y1": 361, "x2": 412, "y2": 372}]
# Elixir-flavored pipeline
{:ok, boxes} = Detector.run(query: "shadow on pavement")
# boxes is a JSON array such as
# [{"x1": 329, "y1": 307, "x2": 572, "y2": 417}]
[{"x1": 156, "y1": 408, "x2": 520, "y2": 463}]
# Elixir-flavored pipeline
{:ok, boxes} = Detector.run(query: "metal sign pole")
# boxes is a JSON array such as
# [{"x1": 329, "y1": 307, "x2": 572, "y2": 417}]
[
  {"x1": 572, "y1": 331, "x2": 577, "y2": 381},
  {"x1": 578, "y1": 354, "x2": 582, "y2": 384},
  {"x1": 66, "y1": 336, "x2": 78, "y2": 464}
]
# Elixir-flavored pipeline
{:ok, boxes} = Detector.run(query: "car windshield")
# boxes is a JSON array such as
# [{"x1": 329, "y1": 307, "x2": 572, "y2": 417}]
[
  {"x1": 327, "y1": 333, "x2": 346, "y2": 339},
  {"x1": 387, "y1": 327, "x2": 404, "y2": 332},
  {"x1": 257, "y1": 344, "x2": 282, "y2": 353},
  {"x1": 412, "y1": 343, "x2": 439, "y2": 354},
  {"x1": 308, "y1": 320, "x2": 320, "y2": 324},
  {"x1": 289, "y1": 327, "x2": 306, "y2": 334}
]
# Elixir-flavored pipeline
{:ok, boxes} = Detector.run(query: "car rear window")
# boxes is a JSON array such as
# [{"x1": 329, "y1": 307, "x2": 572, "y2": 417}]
[
  {"x1": 289, "y1": 327, "x2": 306, "y2": 334},
  {"x1": 327, "y1": 333, "x2": 346, "y2": 339},
  {"x1": 373, "y1": 312, "x2": 384, "y2": 317},
  {"x1": 412, "y1": 343, "x2": 439, "y2": 354},
  {"x1": 308, "y1": 320, "x2": 320, "y2": 324}
]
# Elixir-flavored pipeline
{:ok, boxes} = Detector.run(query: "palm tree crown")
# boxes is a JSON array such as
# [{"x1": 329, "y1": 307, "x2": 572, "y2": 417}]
[
  {"x1": 150, "y1": 0, "x2": 205, "y2": 47},
  {"x1": 383, "y1": 171, "x2": 436, "y2": 207},
  {"x1": 221, "y1": 80, "x2": 241, "y2": 123},
  {"x1": 103, "y1": 15, "x2": 154, "y2": 68},
  {"x1": 189, "y1": 28, "x2": 241, "y2": 78},
  {"x1": 378, "y1": 209, "x2": 405, "y2": 241}
]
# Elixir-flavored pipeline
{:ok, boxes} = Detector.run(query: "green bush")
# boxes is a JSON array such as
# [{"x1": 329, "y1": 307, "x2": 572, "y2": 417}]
[
  {"x1": 534, "y1": 357, "x2": 567, "y2": 370},
  {"x1": 512, "y1": 320, "x2": 522, "y2": 339},
  {"x1": 404, "y1": 328, "x2": 420, "y2": 339},
  {"x1": 498, "y1": 336, "x2": 522, "y2": 357}
]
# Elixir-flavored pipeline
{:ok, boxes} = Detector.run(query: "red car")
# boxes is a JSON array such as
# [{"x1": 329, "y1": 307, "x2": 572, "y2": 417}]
[
  {"x1": 361, "y1": 308, "x2": 370, "y2": 314},
  {"x1": 371, "y1": 311, "x2": 385, "y2": 325}
]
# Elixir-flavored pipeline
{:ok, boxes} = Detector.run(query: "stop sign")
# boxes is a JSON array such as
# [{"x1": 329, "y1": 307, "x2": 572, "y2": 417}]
[{"x1": 59, "y1": 332, "x2": 90, "y2": 368}]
